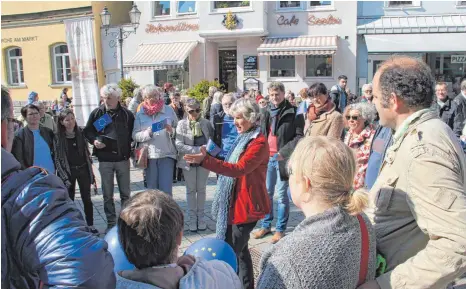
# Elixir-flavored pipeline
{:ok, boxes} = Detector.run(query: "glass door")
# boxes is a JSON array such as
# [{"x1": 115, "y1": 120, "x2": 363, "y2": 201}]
[{"x1": 219, "y1": 49, "x2": 237, "y2": 92}]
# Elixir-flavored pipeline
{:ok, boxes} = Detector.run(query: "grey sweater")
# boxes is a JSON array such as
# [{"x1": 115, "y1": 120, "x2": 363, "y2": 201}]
[{"x1": 256, "y1": 206, "x2": 377, "y2": 289}]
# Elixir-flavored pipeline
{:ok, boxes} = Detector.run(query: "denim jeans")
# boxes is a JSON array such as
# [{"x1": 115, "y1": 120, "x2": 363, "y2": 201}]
[
  {"x1": 99, "y1": 160, "x2": 131, "y2": 227},
  {"x1": 261, "y1": 157, "x2": 290, "y2": 232},
  {"x1": 146, "y1": 157, "x2": 175, "y2": 196}
]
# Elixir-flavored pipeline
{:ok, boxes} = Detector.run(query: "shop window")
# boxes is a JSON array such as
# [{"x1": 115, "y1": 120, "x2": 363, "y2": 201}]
[
  {"x1": 269, "y1": 55, "x2": 296, "y2": 78},
  {"x1": 177, "y1": 1, "x2": 196, "y2": 14},
  {"x1": 213, "y1": 1, "x2": 251, "y2": 10},
  {"x1": 52, "y1": 44, "x2": 71, "y2": 84},
  {"x1": 309, "y1": 1, "x2": 332, "y2": 7},
  {"x1": 153, "y1": 1, "x2": 171, "y2": 17},
  {"x1": 154, "y1": 58, "x2": 190, "y2": 90},
  {"x1": 306, "y1": 55, "x2": 333, "y2": 77},
  {"x1": 456, "y1": 1, "x2": 466, "y2": 6},
  {"x1": 278, "y1": 1, "x2": 302, "y2": 10},
  {"x1": 433, "y1": 53, "x2": 466, "y2": 84},
  {"x1": 6, "y1": 47, "x2": 24, "y2": 86}
]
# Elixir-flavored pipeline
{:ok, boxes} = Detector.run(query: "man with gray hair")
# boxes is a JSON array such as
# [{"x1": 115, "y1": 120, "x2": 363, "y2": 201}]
[
  {"x1": 202, "y1": 86, "x2": 218, "y2": 120},
  {"x1": 213, "y1": 93, "x2": 238, "y2": 160},
  {"x1": 359, "y1": 56, "x2": 466, "y2": 289},
  {"x1": 34, "y1": 100, "x2": 57, "y2": 132},
  {"x1": 2, "y1": 85, "x2": 116, "y2": 288},
  {"x1": 84, "y1": 83, "x2": 135, "y2": 232}
]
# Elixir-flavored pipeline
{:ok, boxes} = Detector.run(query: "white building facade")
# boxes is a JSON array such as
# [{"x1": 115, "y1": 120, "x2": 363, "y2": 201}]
[{"x1": 102, "y1": 1, "x2": 359, "y2": 94}]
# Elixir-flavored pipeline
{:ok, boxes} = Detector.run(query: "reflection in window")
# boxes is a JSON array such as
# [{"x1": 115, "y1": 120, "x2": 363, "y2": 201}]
[
  {"x1": 213, "y1": 1, "x2": 250, "y2": 9},
  {"x1": 309, "y1": 1, "x2": 332, "y2": 6},
  {"x1": 52, "y1": 44, "x2": 71, "y2": 83},
  {"x1": 153, "y1": 1, "x2": 171, "y2": 16},
  {"x1": 279, "y1": 1, "x2": 301, "y2": 8},
  {"x1": 177, "y1": 1, "x2": 196, "y2": 13},
  {"x1": 388, "y1": 1, "x2": 413, "y2": 6},
  {"x1": 6, "y1": 47, "x2": 24, "y2": 85},
  {"x1": 306, "y1": 55, "x2": 333, "y2": 77},
  {"x1": 154, "y1": 58, "x2": 190, "y2": 90},
  {"x1": 270, "y1": 56, "x2": 295, "y2": 78}
]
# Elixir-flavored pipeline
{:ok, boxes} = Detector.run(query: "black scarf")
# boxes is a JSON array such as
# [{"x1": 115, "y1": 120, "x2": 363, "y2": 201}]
[{"x1": 270, "y1": 100, "x2": 286, "y2": 136}]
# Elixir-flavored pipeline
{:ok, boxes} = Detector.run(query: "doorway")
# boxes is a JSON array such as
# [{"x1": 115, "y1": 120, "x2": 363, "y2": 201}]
[{"x1": 219, "y1": 49, "x2": 237, "y2": 92}]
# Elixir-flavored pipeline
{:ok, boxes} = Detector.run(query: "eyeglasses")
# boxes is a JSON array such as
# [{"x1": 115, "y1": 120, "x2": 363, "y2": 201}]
[
  {"x1": 364, "y1": 90, "x2": 372, "y2": 93},
  {"x1": 346, "y1": 115, "x2": 359, "y2": 121},
  {"x1": 187, "y1": 109, "x2": 201, "y2": 114},
  {"x1": 27, "y1": 112, "x2": 40, "y2": 117}
]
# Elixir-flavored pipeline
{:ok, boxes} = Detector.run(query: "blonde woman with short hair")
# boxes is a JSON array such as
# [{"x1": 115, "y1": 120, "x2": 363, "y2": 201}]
[{"x1": 257, "y1": 136, "x2": 377, "y2": 289}]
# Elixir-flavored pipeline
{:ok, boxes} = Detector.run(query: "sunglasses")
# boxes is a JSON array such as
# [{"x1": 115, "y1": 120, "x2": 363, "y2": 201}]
[
  {"x1": 346, "y1": 115, "x2": 359, "y2": 121},
  {"x1": 188, "y1": 109, "x2": 201, "y2": 114}
]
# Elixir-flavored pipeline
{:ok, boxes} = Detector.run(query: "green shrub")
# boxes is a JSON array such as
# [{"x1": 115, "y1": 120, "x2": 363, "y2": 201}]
[
  {"x1": 187, "y1": 80, "x2": 224, "y2": 102},
  {"x1": 118, "y1": 78, "x2": 139, "y2": 104}
]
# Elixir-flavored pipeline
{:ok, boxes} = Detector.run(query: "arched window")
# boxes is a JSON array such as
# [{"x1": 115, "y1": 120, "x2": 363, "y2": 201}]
[
  {"x1": 6, "y1": 47, "x2": 24, "y2": 85},
  {"x1": 52, "y1": 44, "x2": 71, "y2": 83}
]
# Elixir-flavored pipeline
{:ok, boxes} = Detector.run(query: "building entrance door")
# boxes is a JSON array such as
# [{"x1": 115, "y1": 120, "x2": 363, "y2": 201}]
[{"x1": 219, "y1": 49, "x2": 237, "y2": 92}]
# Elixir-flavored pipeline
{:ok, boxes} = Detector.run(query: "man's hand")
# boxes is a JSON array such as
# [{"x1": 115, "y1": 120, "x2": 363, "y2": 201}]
[
  {"x1": 357, "y1": 280, "x2": 381, "y2": 289},
  {"x1": 94, "y1": 140, "x2": 106, "y2": 149}
]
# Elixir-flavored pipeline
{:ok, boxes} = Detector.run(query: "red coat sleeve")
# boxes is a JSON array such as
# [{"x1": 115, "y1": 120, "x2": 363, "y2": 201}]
[{"x1": 202, "y1": 135, "x2": 269, "y2": 178}]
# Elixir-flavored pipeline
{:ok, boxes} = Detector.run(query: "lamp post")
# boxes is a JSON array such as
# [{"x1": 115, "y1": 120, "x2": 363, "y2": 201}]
[{"x1": 100, "y1": 4, "x2": 141, "y2": 80}]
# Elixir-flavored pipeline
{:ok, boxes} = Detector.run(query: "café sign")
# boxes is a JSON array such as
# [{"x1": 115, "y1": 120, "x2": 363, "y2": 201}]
[
  {"x1": 277, "y1": 15, "x2": 299, "y2": 26},
  {"x1": 308, "y1": 15, "x2": 342, "y2": 25}
]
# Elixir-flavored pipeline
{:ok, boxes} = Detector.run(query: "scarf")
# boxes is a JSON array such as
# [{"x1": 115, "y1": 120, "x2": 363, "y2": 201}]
[
  {"x1": 212, "y1": 126, "x2": 261, "y2": 240},
  {"x1": 270, "y1": 100, "x2": 286, "y2": 136},
  {"x1": 189, "y1": 116, "x2": 203, "y2": 137},
  {"x1": 307, "y1": 98, "x2": 334, "y2": 121},
  {"x1": 143, "y1": 99, "x2": 164, "y2": 116}
]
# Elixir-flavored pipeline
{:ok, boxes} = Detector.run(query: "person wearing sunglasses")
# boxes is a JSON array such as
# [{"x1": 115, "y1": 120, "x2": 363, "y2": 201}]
[
  {"x1": 343, "y1": 102, "x2": 377, "y2": 190},
  {"x1": 302, "y1": 82, "x2": 344, "y2": 139},
  {"x1": 12, "y1": 103, "x2": 56, "y2": 174},
  {"x1": 175, "y1": 98, "x2": 214, "y2": 232},
  {"x1": 361, "y1": 84, "x2": 373, "y2": 103}
]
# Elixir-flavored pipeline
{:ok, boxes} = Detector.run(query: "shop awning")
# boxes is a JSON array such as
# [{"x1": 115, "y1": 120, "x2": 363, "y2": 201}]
[
  {"x1": 124, "y1": 41, "x2": 198, "y2": 71},
  {"x1": 364, "y1": 33, "x2": 466, "y2": 53},
  {"x1": 257, "y1": 36, "x2": 338, "y2": 56}
]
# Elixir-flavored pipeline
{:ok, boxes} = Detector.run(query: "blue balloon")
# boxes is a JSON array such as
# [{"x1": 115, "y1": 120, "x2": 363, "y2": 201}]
[
  {"x1": 185, "y1": 238, "x2": 238, "y2": 272},
  {"x1": 104, "y1": 226, "x2": 136, "y2": 272}
]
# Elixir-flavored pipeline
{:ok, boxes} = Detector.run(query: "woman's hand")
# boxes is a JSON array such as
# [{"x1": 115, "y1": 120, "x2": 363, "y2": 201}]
[
  {"x1": 165, "y1": 124, "x2": 173, "y2": 134},
  {"x1": 184, "y1": 146, "x2": 207, "y2": 164}
]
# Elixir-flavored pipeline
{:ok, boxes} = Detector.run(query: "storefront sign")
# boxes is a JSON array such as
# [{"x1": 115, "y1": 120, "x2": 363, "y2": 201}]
[
  {"x1": 277, "y1": 15, "x2": 299, "y2": 26},
  {"x1": 244, "y1": 56, "x2": 258, "y2": 77},
  {"x1": 1, "y1": 36, "x2": 38, "y2": 43},
  {"x1": 451, "y1": 55, "x2": 466, "y2": 64},
  {"x1": 308, "y1": 15, "x2": 342, "y2": 26},
  {"x1": 146, "y1": 22, "x2": 199, "y2": 34},
  {"x1": 65, "y1": 17, "x2": 100, "y2": 127}
]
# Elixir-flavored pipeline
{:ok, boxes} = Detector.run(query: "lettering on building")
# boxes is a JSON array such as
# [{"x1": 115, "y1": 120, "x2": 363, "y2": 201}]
[
  {"x1": 146, "y1": 22, "x2": 199, "y2": 34},
  {"x1": 308, "y1": 15, "x2": 342, "y2": 26},
  {"x1": 1, "y1": 36, "x2": 39, "y2": 43},
  {"x1": 277, "y1": 15, "x2": 299, "y2": 26}
]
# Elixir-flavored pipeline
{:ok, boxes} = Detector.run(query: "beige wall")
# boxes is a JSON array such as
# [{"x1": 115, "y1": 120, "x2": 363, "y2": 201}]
[{"x1": 1, "y1": 1, "x2": 92, "y2": 15}]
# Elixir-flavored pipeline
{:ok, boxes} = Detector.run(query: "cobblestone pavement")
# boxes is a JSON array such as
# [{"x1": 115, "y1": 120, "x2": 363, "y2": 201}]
[{"x1": 74, "y1": 162, "x2": 466, "y2": 287}]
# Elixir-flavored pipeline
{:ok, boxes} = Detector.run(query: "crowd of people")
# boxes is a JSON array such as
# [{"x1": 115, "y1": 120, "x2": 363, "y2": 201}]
[{"x1": 2, "y1": 55, "x2": 466, "y2": 289}]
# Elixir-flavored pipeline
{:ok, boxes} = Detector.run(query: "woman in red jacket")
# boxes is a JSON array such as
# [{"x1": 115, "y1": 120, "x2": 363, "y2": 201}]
[{"x1": 184, "y1": 98, "x2": 270, "y2": 289}]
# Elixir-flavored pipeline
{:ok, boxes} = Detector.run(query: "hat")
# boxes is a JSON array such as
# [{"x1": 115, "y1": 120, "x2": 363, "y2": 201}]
[{"x1": 255, "y1": 95, "x2": 264, "y2": 103}]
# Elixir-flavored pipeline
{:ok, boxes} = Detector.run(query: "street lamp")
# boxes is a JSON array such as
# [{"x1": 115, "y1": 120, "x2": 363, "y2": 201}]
[{"x1": 100, "y1": 4, "x2": 141, "y2": 80}]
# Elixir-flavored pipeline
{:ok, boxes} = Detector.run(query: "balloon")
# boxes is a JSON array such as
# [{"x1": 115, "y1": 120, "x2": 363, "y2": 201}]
[
  {"x1": 184, "y1": 238, "x2": 238, "y2": 272},
  {"x1": 104, "y1": 226, "x2": 135, "y2": 272}
]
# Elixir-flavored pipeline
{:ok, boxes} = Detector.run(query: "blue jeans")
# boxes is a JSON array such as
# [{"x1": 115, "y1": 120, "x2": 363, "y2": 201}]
[
  {"x1": 146, "y1": 157, "x2": 175, "y2": 196},
  {"x1": 261, "y1": 157, "x2": 290, "y2": 232}
]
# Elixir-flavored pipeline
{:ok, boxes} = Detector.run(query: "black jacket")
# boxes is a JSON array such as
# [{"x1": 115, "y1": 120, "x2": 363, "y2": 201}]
[
  {"x1": 260, "y1": 100, "x2": 305, "y2": 180},
  {"x1": 431, "y1": 98, "x2": 464, "y2": 138},
  {"x1": 12, "y1": 126, "x2": 54, "y2": 170},
  {"x1": 454, "y1": 93, "x2": 466, "y2": 130},
  {"x1": 212, "y1": 111, "x2": 226, "y2": 148},
  {"x1": 84, "y1": 103, "x2": 135, "y2": 162}
]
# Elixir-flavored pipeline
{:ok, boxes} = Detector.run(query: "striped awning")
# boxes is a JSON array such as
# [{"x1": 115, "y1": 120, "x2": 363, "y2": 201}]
[
  {"x1": 124, "y1": 41, "x2": 198, "y2": 71},
  {"x1": 257, "y1": 36, "x2": 338, "y2": 56}
]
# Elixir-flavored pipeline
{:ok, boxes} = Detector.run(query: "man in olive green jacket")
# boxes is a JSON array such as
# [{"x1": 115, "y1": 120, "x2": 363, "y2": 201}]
[{"x1": 359, "y1": 56, "x2": 466, "y2": 289}]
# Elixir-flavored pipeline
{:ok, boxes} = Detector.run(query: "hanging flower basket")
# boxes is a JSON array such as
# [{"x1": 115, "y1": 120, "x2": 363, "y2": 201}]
[{"x1": 222, "y1": 11, "x2": 239, "y2": 30}]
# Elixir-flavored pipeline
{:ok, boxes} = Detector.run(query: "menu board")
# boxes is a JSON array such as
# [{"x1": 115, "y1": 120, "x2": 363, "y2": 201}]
[{"x1": 244, "y1": 55, "x2": 258, "y2": 77}]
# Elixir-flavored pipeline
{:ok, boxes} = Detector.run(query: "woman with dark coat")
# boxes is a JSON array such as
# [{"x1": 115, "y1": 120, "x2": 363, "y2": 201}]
[
  {"x1": 54, "y1": 109, "x2": 99, "y2": 234},
  {"x1": 12, "y1": 104, "x2": 55, "y2": 173},
  {"x1": 184, "y1": 98, "x2": 271, "y2": 289}
]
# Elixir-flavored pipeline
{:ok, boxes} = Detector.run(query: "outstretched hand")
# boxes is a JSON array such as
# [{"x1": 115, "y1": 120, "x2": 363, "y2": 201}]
[{"x1": 184, "y1": 146, "x2": 207, "y2": 164}]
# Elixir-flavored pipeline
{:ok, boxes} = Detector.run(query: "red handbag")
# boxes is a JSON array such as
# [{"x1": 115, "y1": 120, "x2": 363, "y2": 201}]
[{"x1": 357, "y1": 214, "x2": 370, "y2": 287}]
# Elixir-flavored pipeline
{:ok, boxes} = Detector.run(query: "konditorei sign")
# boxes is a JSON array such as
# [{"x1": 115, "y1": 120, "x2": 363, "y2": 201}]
[
  {"x1": 146, "y1": 22, "x2": 199, "y2": 34},
  {"x1": 308, "y1": 15, "x2": 342, "y2": 26}
]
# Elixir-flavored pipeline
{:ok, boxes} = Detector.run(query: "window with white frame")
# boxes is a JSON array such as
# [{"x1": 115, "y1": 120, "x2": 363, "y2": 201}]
[
  {"x1": 6, "y1": 47, "x2": 24, "y2": 85},
  {"x1": 309, "y1": 1, "x2": 333, "y2": 7},
  {"x1": 153, "y1": 1, "x2": 171, "y2": 17},
  {"x1": 270, "y1": 55, "x2": 295, "y2": 78},
  {"x1": 213, "y1": 1, "x2": 251, "y2": 10},
  {"x1": 278, "y1": 1, "x2": 302, "y2": 9},
  {"x1": 457, "y1": 1, "x2": 466, "y2": 5},
  {"x1": 52, "y1": 44, "x2": 71, "y2": 84},
  {"x1": 177, "y1": 1, "x2": 196, "y2": 14},
  {"x1": 306, "y1": 55, "x2": 333, "y2": 77}
]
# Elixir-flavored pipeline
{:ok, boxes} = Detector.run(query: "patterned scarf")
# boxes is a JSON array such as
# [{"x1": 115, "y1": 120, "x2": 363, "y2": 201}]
[
  {"x1": 307, "y1": 97, "x2": 334, "y2": 121},
  {"x1": 143, "y1": 99, "x2": 164, "y2": 116},
  {"x1": 212, "y1": 126, "x2": 261, "y2": 240},
  {"x1": 189, "y1": 116, "x2": 203, "y2": 137}
]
